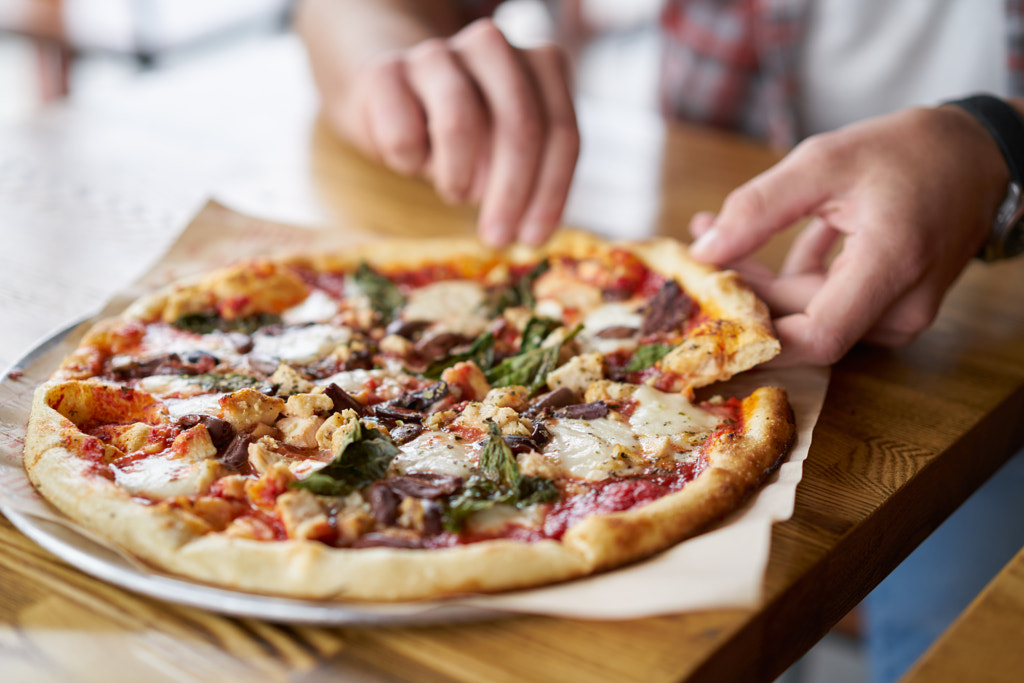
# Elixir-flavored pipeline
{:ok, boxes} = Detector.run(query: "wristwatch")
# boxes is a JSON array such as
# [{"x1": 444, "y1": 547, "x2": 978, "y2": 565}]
[{"x1": 948, "y1": 94, "x2": 1024, "y2": 261}]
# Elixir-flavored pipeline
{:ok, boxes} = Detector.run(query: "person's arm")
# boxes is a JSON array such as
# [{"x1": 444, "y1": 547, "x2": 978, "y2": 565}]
[
  {"x1": 687, "y1": 99, "x2": 1022, "y2": 366},
  {"x1": 294, "y1": 0, "x2": 580, "y2": 247}
]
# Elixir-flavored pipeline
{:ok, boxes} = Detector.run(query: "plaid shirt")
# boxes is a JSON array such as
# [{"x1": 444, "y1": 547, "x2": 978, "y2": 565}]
[{"x1": 660, "y1": 0, "x2": 1024, "y2": 146}]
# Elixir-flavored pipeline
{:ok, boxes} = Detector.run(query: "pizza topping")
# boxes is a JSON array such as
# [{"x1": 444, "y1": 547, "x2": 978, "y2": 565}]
[
  {"x1": 323, "y1": 382, "x2": 365, "y2": 414},
  {"x1": 388, "y1": 473, "x2": 462, "y2": 499},
  {"x1": 172, "y1": 312, "x2": 284, "y2": 336},
  {"x1": 176, "y1": 414, "x2": 234, "y2": 449},
  {"x1": 545, "y1": 351, "x2": 604, "y2": 395},
  {"x1": 629, "y1": 385, "x2": 722, "y2": 437},
  {"x1": 281, "y1": 289, "x2": 339, "y2": 325},
  {"x1": 552, "y1": 401, "x2": 610, "y2": 420},
  {"x1": 543, "y1": 417, "x2": 640, "y2": 481},
  {"x1": 220, "y1": 433, "x2": 253, "y2": 471},
  {"x1": 623, "y1": 344, "x2": 674, "y2": 373},
  {"x1": 276, "y1": 489, "x2": 332, "y2": 541},
  {"x1": 486, "y1": 323, "x2": 582, "y2": 393},
  {"x1": 526, "y1": 386, "x2": 578, "y2": 415},
  {"x1": 639, "y1": 281, "x2": 694, "y2": 336},
  {"x1": 371, "y1": 402, "x2": 424, "y2": 423},
  {"x1": 392, "y1": 430, "x2": 473, "y2": 478},
  {"x1": 251, "y1": 323, "x2": 350, "y2": 365},
  {"x1": 110, "y1": 351, "x2": 218, "y2": 382},
  {"x1": 441, "y1": 360, "x2": 491, "y2": 401},
  {"x1": 389, "y1": 423, "x2": 424, "y2": 445},
  {"x1": 350, "y1": 263, "x2": 405, "y2": 323},
  {"x1": 480, "y1": 259, "x2": 548, "y2": 316},
  {"x1": 292, "y1": 417, "x2": 400, "y2": 497},
  {"x1": 594, "y1": 326, "x2": 638, "y2": 339},
  {"x1": 268, "y1": 364, "x2": 315, "y2": 397},
  {"x1": 423, "y1": 331, "x2": 495, "y2": 378},
  {"x1": 441, "y1": 422, "x2": 559, "y2": 531},
  {"x1": 218, "y1": 388, "x2": 285, "y2": 432},
  {"x1": 401, "y1": 280, "x2": 490, "y2": 337}
]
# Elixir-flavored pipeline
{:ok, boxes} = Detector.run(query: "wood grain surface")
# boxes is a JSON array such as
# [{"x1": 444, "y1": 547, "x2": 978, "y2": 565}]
[{"x1": 2, "y1": 35, "x2": 1024, "y2": 683}]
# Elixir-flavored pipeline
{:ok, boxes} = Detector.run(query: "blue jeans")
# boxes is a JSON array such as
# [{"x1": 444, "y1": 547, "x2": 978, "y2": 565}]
[{"x1": 865, "y1": 447, "x2": 1024, "y2": 683}]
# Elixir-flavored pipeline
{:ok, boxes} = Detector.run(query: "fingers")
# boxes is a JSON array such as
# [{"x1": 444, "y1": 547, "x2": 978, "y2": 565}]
[
  {"x1": 360, "y1": 58, "x2": 430, "y2": 175},
  {"x1": 780, "y1": 218, "x2": 842, "y2": 276},
  {"x1": 689, "y1": 137, "x2": 836, "y2": 265},
  {"x1": 344, "y1": 20, "x2": 579, "y2": 247},
  {"x1": 516, "y1": 45, "x2": 580, "y2": 245},
  {"x1": 452, "y1": 21, "x2": 573, "y2": 247},
  {"x1": 404, "y1": 40, "x2": 487, "y2": 203},
  {"x1": 771, "y1": 233, "x2": 916, "y2": 365}
]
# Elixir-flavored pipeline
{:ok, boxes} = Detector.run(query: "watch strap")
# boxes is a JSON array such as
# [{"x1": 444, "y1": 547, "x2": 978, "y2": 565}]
[
  {"x1": 947, "y1": 94, "x2": 1024, "y2": 187},
  {"x1": 947, "y1": 94, "x2": 1024, "y2": 260}
]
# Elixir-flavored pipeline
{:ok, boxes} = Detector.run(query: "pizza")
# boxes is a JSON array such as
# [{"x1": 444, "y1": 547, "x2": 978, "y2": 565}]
[{"x1": 22, "y1": 230, "x2": 794, "y2": 601}]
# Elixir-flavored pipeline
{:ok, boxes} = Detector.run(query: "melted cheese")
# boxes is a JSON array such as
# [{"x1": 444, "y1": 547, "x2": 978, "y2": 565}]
[
  {"x1": 137, "y1": 374, "x2": 209, "y2": 398},
  {"x1": 392, "y1": 431, "x2": 474, "y2": 478},
  {"x1": 317, "y1": 368, "x2": 410, "y2": 403},
  {"x1": 401, "y1": 280, "x2": 489, "y2": 336},
  {"x1": 161, "y1": 393, "x2": 228, "y2": 420},
  {"x1": 534, "y1": 298, "x2": 564, "y2": 321},
  {"x1": 281, "y1": 289, "x2": 339, "y2": 324},
  {"x1": 252, "y1": 324, "x2": 350, "y2": 364},
  {"x1": 113, "y1": 456, "x2": 222, "y2": 498},
  {"x1": 578, "y1": 302, "x2": 644, "y2": 354},
  {"x1": 629, "y1": 385, "x2": 722, "y2": 436},
  {"x1": 544, "y1": 417, "x2": 639, "y2": 481}
]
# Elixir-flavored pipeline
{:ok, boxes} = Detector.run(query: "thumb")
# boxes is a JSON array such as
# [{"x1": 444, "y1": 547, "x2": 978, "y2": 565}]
[{"x1": 689, "y1": 144, "x2": 833, "y2": 264}]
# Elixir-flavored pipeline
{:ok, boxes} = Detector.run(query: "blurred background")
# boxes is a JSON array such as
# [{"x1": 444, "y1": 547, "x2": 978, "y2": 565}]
[
  {"x1": 0, "y1": 2, "x2": 865, "y2": 681},
  {"x1": 0, "y1": 0, "x2": 667, "y2": 124}
]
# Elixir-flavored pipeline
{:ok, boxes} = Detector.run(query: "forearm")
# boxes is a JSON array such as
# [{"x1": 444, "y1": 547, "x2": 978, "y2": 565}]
[{"x1": 294, "y1": 0, "x2": 465, "y2": 103}]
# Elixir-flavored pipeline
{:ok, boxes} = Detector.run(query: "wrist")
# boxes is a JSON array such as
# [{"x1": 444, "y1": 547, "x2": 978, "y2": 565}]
[{"x1": 944, "y1": 94, "x2": 1024, "y2": 261}]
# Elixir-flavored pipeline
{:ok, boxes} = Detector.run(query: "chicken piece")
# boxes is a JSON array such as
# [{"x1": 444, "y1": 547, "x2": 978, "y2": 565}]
[
  {"x1": 546, "y1": 351, "x2": 605, "y2": 395},
  {"x1": 441, "y1": 360, "x2": 491, "y2": 402},
  {"x1": 315, "y1": 409, "x2": 360, "y2": 453},
  {"x1": 483, "y1": 385, "x2": 530, "y2": 412},
  {"x1": 277, "y1": 414, "x2": 326, "y2": 449},
  {"x1": 284, "y1": 392, "x2": 333, "y2": 418},
  {"x1": 219, "y1": 388, "x2": 285, "y2": 432},
  {"x1": 276, "y1": 489, "x2": 332, "y2": 540},
  {"x1": 269, "y1": 364, "x2": 314, "y2": 396}
]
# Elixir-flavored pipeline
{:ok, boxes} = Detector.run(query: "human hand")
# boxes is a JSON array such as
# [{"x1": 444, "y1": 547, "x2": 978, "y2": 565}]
[
  {"x1": 688, "y1": 105, "x2": 1010, "y2": 366},
  {"x1": 331, "y1": 18, "x2": 580, "y2": 248}
]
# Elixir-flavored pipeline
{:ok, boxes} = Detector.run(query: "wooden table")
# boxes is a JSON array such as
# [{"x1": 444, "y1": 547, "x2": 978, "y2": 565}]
[{"x1": 2, "y1": 35, "x2": 1024, "y2": 683}]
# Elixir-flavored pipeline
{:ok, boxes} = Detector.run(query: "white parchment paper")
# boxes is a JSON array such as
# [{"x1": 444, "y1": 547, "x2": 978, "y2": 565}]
[{"x1": 0, "y1": 202, "x2": 829, "y2": 623}]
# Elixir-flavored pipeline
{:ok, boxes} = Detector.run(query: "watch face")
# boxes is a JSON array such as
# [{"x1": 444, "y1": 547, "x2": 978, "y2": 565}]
[{"x1": 988, "y1": 182, "x2": 1024, "y2": 261}]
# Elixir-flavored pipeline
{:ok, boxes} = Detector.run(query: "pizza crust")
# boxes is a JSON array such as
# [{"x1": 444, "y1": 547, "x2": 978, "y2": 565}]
[{"x1": 25, "y1": 380, "x2": 792, "y2": 601}]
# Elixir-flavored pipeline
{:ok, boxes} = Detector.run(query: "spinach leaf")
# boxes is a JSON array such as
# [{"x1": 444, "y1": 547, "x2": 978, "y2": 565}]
[
  {"x1": 423, "y1": 331, "x2": 495, "y2": 380},
  {"x1": 481, "y1": 258, "x2": 550, "y2": 316},
  {"x1": 515, "y1": 259, "x2": 550, "y2": 309},
  {"x1": 174, "y1": 312, "x2": 282, "y2": 335},
  {"x1": 624, "y1": 343, "x2": 674, "y2": 372},
  {"x1": 352, "y1": 263, "x2": 405, "y2": 323},
  {"x1": 478, "y1": 420, "x2": 520, "y2": 489},
  {"x1": 485, "y1": 323, "x2": 582, "y2": 393},
  {"x1": 519, "y1": 316, "x2": 560, "y2": 354},
  {"x1": 291, "y1": 419, "x2": 400, "y2": 497},
  {"x1": 442, "y1": 421, "x2": 559, "y2": 531}
]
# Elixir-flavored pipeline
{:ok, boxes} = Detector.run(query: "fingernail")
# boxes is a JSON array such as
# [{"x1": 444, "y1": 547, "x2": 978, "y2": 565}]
[
  {"x1": 689, "y1": 228, "x2": 718, "y2": 258},
  {"x1": 482, "y1": 221, "x2": 513, "y2": 248},
  {"x1": 520, "y1": 220, "x2": 551, "y2": 247}
]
